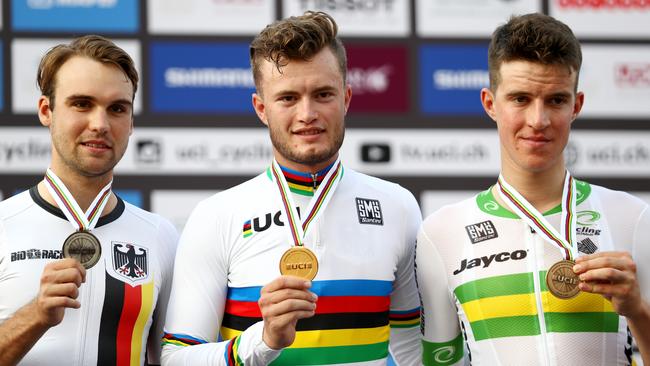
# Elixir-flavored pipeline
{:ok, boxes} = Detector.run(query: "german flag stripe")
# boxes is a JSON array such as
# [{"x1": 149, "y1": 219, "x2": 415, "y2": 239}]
[
  {"x1": 98, "y1": 274, "x2": 125, "y2": 364},
  {"x1": 129, "y1": 281, "x2": 154, "y2": 366},
  {"x1": 227, "y1": 279, "x2": 392, "y2": 301},
  {"x1": 221, "y1": 326, "x2": 389, "y2": 349},
  {"x1": 225, "y1": 295, "x2": 390, "y2": 318},
  {"x1": 222, "y1": 311, "x2": 389, "y2": 332}
]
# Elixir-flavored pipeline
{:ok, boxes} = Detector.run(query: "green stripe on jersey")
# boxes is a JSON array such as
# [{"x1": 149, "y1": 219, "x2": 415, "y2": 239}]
[
  {"x1": 454, "y1": 272, "x2": 534, "y2": 303},
  {"x1": 545, "y1": 312, "x2": 619, "y2": 333},
  {"x1": 471, "y1": 315, "x2": 541, "y2": 340},
  {"x1": 270, "y1": 341, "x2": 388, "y2": 365}
]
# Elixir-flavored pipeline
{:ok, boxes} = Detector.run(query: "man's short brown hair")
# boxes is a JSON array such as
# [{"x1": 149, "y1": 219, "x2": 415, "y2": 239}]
[
  {"x1": 249, "y1": 11, "x2": 347, "y2": 93},
  {"x1": 37, "y1": 35, "x2": 139, "y2": 108},
  {"x1": 488, "y1": 13, "x2": 582, "y2": 91}
]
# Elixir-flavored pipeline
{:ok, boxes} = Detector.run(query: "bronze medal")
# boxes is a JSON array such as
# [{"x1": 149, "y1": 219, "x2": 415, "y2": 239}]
[
  {"x1": 279, "y1": 247, "x2": 318, "y2": 280},
  {"x1": 62, "y1": 231, "x2": 102, "y2": 269},
  {"x1": 546, "y1": 260, "x2": 580, "y2": 299}
]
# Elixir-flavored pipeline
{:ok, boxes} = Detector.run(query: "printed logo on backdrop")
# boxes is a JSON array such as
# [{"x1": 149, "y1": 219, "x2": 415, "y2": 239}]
[
  {"x1": 361, "y1": 143, "x2": 391, "y2": 163},
  {"x1": 556, "y1": 0, "x2": 650, "y2": 8},
  {"x1": 616, "y1": 63, "x2": 650, "y2": 87},
  {"x1": 135, "y1": 139, "x2": 163, "y2": 164},
  {"x1": 419, "y1": 45, "x2": 489, "y2": 115},
  {"x1": 465, "y1": 220, "x2": 498, "y2": 244},
  {"x1": 148, "y1": 0, "x2": 272, "y2": 35},
  {"x1": 110, "y1": 242, "x2": 149, "y2": 285},
  {"x1": 356, "y1": 198, "x2": 383, "y2": 225},
  {"x1": 346, "y1": 45, "x2": 408, "y2": 113},
  {"x1": 284, "y1": 0, "x2": 409, "y2": 36},
  {"x1": 13, "y1": 0, "x2": 137, "y2": 32},
  {"x1": 150, "y1": 42, "x2": 254, "y2": 113}
]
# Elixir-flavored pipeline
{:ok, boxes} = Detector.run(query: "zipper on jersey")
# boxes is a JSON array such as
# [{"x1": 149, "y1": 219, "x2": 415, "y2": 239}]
[
  {"x1": 77, "y1": 269, "x2": 94, "y2": 365},
  {"x1": 310, "y1": 173, "x2": 318, "y2": 189},
  {"x1": 527, "y1": 224, "x2": 552, "y2": 366}
]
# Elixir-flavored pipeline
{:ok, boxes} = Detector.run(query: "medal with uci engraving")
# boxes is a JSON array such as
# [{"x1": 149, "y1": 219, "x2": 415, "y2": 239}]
[
  {"x1": 497, "y1": 171, "x2": 580, "y2": 299},
  {"x1": 62, "y1": 230, "x2": 102, "y2": 269},
  {"x1": 279, "y1": 247, "x2": 319, "y2": 281},
  {"x1": 546, "y1": 259, "x2": 580, "y2": 299},
  {"x1": 44, "y1": 168, "x2": 112, "y2": 270},
  {"x1": 270, "y1": 159, "x2": 343, "y2": 280}
]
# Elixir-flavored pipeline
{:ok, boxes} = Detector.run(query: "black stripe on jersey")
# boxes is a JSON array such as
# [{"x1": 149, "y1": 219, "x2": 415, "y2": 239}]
[
  {"x1": 222, "y1": 311, "x2": 389, "y2": 331},
  {"x1": 97, "y1": 274, "x2": 125, "y2": 363}
]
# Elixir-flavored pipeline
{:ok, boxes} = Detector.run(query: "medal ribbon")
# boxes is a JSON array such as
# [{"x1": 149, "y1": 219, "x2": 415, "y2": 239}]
[
  {"x1": 270, "y1": 158, "x2": 343, "y2": 247},
  {"x1": 496, "y1": 171, "x2": 577, "y2": 260},
  {"x1": 44, "y1": 168, "x2": 112, "y2": 232}
]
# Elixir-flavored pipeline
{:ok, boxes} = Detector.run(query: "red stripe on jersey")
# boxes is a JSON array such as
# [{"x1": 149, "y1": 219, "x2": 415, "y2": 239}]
[{"x1": 116, "y1": 284, "x2": 142, "y2": 366}]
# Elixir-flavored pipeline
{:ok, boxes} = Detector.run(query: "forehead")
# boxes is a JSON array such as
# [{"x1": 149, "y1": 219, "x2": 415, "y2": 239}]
[
  {"x1": 54, "y1": 56, "x2": 133, "y2": 101},
  {"x1": 258, "y1": 48, "x2": 344, "y2": 93},
  {"x1": 496, "y1": 60, "x2": 577, "y2": 93}
]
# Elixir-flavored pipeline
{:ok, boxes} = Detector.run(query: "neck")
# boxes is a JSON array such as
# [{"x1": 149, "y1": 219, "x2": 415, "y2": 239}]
[
  {"x1": 273, "y1": 153, "x2": 338, "y2": 175},
  {"x1": 497, "y1": 164, "x2": 567, "y2": 213},
  {"x1": 39, "y1": 169, "x2": 116, "y2": 215}
]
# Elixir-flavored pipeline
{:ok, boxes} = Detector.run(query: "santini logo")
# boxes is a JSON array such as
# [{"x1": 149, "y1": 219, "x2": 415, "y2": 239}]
[
  {"x1": 453, "y1": 250, "x2": 527, "y2": 275},
  {"x1": 356, "y1": 198, "x2": 383, "y2": 225},
  {"x1": 465, "y1": 220, "x2": 498, "y2": 244}
]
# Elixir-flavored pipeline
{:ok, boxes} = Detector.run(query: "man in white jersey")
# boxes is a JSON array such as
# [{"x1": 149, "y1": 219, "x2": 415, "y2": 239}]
[
  {"x1": 417, "y1": 13, "x2": 650, "y2": 366},
  {"x1": 162, "y1": 11, "x2": 422, "y2": 366},
  {"x1": 0, "y1": 35, "x2": 178, "y2": 365}
]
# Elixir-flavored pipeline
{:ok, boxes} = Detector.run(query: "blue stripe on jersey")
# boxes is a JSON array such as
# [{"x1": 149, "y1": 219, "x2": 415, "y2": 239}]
[
  {"x1": 389, "y1": 307, "x2": 420, "y2": 315},
  {"x1": 227, "y1": 279, "x2": 393, "y2": 301}
]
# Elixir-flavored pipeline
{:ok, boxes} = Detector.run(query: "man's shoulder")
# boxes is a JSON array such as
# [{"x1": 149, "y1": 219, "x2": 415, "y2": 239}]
[
  {"x1": 421, "y1": 193, "x2": 479, "y2": 229},
  {"x1": 189, "y1": 172, "x2": 270, "y2": 214},
  {"x1": 343, "y1": 168, "x2": 414, "y2": 199},
  {"x1": 0, "y1": 189, "x2": 35, "y2": 220},
  {"x1": 586, "y1": 182, "x2": 648, "y2": 211}
]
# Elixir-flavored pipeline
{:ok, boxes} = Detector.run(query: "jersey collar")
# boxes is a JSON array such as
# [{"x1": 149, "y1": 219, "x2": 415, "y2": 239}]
[{"x1": 476, "y1": 179, "x2": 591, "y2": 219}]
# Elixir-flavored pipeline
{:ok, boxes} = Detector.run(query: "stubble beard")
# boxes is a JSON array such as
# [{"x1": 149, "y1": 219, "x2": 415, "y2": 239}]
[{"x1": 269, "y1": 124, "x2": 344, "y2": 167}]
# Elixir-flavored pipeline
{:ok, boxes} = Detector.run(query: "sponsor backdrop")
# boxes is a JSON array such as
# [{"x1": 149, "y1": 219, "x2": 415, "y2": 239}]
[{"x1": 1, "y1": 1, "x2": 649, "y2": 226}]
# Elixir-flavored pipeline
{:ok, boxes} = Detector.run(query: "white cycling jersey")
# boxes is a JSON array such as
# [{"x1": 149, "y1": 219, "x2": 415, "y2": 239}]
[
  {"x1": 0, "y1": 187, "x2": 178, "y2": 365},
  {"x1": 417, "y1": 180, "x2": 650, "y2": 366},
  {"x1": 162, "y1": 165, "x2": 422, "y2": 366}
]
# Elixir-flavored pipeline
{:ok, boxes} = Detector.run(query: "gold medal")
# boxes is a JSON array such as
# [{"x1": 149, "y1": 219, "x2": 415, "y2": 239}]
[
  {"x1": 546, "y1": 260, "x2": 580, "y2": 299},
  {"x1": 279, "y1": 247, "x2": 318, "y2": 280},
  {"x1": 62, "y1": 230, "x2": 102, "y2": 269}
]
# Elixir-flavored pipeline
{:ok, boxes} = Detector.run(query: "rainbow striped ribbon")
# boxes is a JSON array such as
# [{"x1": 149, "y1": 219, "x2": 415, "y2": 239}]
[
  {"x1": 44, "y1": 168, "x2": 112, "y2": 232},
  {"x1": 270, "y1": 158, "x2": 343, "y2": 247},
  {"x1": 496, "y1": 171, "x2": 577, "y2": 260}
]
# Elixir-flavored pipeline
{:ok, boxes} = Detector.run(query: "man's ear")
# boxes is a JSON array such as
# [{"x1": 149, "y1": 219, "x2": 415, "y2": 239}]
[
  {"x1": 38, "y1": 96, "x2": 53, "y2": 127},
  {"x1": 480, "y1": 88, "x2": 497, "y2": 122},
  {"x1": 252, "y1": 93, "x2": 269, "y2": 127}
]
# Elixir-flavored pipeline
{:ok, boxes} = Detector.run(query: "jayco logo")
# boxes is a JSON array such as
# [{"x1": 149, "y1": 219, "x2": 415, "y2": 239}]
[{"x1": 453, "y1": 250, "x2": 527, "y2": 275}]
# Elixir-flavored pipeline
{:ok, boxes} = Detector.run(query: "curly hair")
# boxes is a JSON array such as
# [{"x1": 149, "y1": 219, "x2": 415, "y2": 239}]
[
  {"x1": 249, "y1": 11, "x2": 347, "y2": 93},
  {"x1": 488, "y1": 13, "x2": 582, "y2": 91},
  {"x1": 37, "y1": 35, "x2": 138, "y2": 109}
]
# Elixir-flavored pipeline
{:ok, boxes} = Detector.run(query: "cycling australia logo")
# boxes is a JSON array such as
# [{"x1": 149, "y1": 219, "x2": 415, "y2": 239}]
[{"x1": 576, "y1": 210, "x2": 601, "y2": 236}]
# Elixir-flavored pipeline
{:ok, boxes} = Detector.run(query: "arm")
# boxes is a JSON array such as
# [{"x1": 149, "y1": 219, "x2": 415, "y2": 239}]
[
  {"x1": 145, "y1": 219, "x2": 179, "y2": 365},
  {"x1": 161, "y1": 201, "x2": 317, "y2": 366},
  {"x1": 388, "y1": 191, "x2": 422, "y2": 366},
  {"x1": 573, "y1": 204, "x2": 650, "y2": 365},
  {"x1": 0, "y1": 259, "x2": 86, "y2": 366},
  {"x1": 417, "y1": 221, "x2": 464, "y2": 366}
]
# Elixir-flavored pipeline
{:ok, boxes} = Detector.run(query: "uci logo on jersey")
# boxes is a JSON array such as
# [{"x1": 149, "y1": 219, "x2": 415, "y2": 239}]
[
  {"x1": 242, "y1": 207, "x2": 301, "y2": 238},
  {"x1": 465, "y1": 220, "x2": 498, "y2": 244}
]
